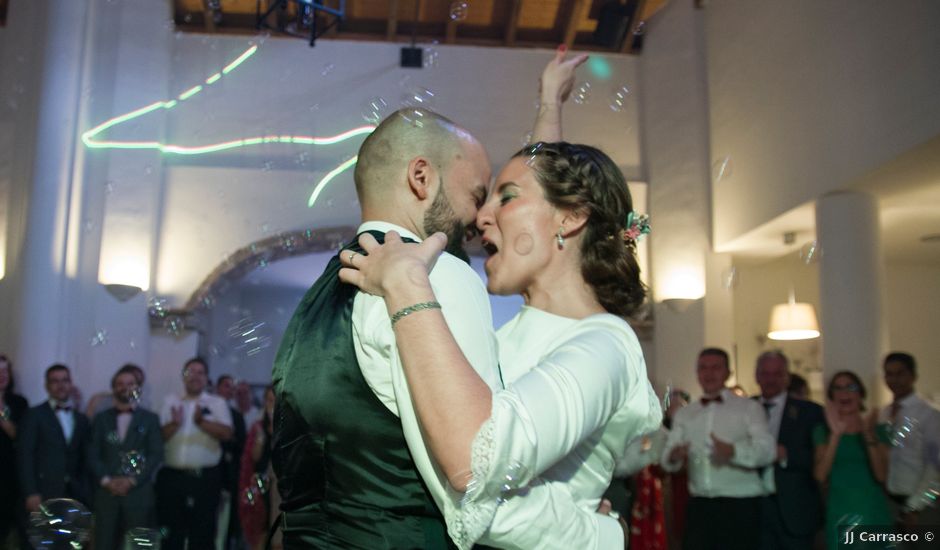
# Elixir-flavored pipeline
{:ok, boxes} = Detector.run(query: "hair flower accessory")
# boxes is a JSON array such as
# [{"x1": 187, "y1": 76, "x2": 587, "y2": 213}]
[{"x1": 623, "y1": 211, "x2": 651, "y2": 243}]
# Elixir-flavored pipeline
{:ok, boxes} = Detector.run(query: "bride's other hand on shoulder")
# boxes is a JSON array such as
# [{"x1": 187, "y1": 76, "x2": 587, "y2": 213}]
[{"x1": 339, "y1": 231, "x2": 447, "y2": 296}]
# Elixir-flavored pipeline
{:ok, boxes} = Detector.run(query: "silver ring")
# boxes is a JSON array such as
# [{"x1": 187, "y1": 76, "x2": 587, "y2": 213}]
[{"x1": 348, "y1": 251, "x2": 358, "y2": 262}]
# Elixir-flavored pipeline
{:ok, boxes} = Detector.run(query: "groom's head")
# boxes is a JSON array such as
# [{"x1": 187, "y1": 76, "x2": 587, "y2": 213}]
[{"x1": 354, "y1": 108, "x2": 491, "y2": 260}]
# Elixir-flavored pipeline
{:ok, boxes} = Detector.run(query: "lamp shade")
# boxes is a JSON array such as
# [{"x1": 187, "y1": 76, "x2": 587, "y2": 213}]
[{"x1": 767, "y1": 302, "x2": 820, "y2": 340}]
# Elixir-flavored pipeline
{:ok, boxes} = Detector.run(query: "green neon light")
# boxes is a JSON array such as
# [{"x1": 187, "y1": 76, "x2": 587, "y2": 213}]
[
  {"x1": 179, "y1": 85, "x2": 203, "y2": 101},
  {"x1": 308, "y1": 156, "x2": 358, "y2": 208},
  {"x1": 81, "y1": 42, "x2": 372, "y2": 211}
]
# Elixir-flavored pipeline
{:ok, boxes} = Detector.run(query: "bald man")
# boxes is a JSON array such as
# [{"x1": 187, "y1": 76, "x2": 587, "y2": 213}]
[{"x1": 272, "y1": 54, "x2": 624, "y2": 549}]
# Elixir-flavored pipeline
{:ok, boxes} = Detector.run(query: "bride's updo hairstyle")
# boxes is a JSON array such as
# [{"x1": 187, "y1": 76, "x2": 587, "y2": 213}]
[{"x1": 513, "y1": 142, "x2": 646, "y2": 317}]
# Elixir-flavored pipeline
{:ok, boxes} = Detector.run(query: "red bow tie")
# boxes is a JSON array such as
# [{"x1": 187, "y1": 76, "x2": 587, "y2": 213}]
[{"x1": 700, "y1": 395, "x2": 723, "y2": 406}]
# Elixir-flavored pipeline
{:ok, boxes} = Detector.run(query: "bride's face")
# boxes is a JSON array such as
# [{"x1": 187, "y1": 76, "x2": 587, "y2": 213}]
[{"x1": 476, "y1": 157, "x2": 562, "y2": 296}]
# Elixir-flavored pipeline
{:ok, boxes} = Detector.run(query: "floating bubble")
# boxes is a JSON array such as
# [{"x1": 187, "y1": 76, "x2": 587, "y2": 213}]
[
  {"x1": 83, "y1": 219, "x2": 95, "y2": 233},
  {"x1": 228, "y1": 318, "x2": 272, "y2": 357},
  {"x1": 661, "y1": 381, "x2": 673, "y2": 413},
  {"x1": 398, "y1": 108, "x2": 427, "y2": 128},
  {"x1": 495, "y1": 462, "x2": 529, "y2": 503},
  {"x1": 124, "y1": 527, "x2": 161, "y2": 550},
  {"x1": 572, "y1": 82, "x2": 592, "y2": 105},
  {"x1": 449, "y1": 1, "x2": 469, "y2": 21},
  {"x1": 262, "y1": 160, "x2": 274, "y2": 172},
  {"x1": 281, "y1": 234, "x2": 297, "y2": 252},
  {"x1": 424, "y1": 47, "x2": 439, "y2": 69},
  {"x1": 147, "y1": 297, "x2": 168, "y2": 319},
  {"x1": 91, "y1": 329, "x2": 108, "y2": 347},
  {"x1": 712, "y1": 156, "x2": 733, "y2": 182},
  {"x1": 294, "y1": 151, "x2": 310, "y2": 167},
  {"x1": 800, "y1": 240, "x2": 822, "y2": 265},
  {"x1": 609, "y1": 85, "x2": 630, "y2": 112},
  {"x1": 252, "y1": 473, "x2": 269, "y2": 494},
  {"x1": 400, "y1": 86, "x2": 436, "y2": 110},
  {"x1": 120, "y1": 451, "x2": 146, "y2": 477},
  {"x1": 28, "y1": 498, "x2": 92, "y2": 549},
  {"x1": 320, "y1": 63, "x2": 335, "y2": 76},
  {"x1": 104, "y1": 180, "x2": 115, "y2": 195},
  {"x1": 361, "y1": 97, "x2": 390, "y2": 125},
  {"x1": 144, "y1": 165, "x2": 153, "y2": 175},
  {"x1": 129, "y1": 385, "x2": 142, "y2": 404},
  {"x1": 199, "y1": 294, "x2": 216, "y2": 311},
  {"x1": 128, "y1": 339, "x2": 137, "y2": 350},
  {"x1": 891, "y1": 416, "x2": 919, "y2": 448},
  {"x1": 721, "y1": 266, "x2": 739, "y2": 290},
  {"x1": 106, "y1": 430, "x2": 120, "y2": 445},
  {"x1": 243, "y1": 486, "x2": 261, "y2": 507},
  {"x1": 520, "y1": 132, "x2": 533, "y2": 147},
  {"x1": 164, "y1": 316, "x2": 185, "y2": 338},
  {"x1": 633, "y1": 21, "x2": 646, "y2": 36}
]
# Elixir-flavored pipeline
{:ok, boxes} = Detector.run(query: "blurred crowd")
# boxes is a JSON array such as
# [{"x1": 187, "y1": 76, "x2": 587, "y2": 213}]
[
  {"x1": 0, "y1": 355, "x2": 279, "y2": 550},
  {"x1": 1, "y1": 348, "x2": 937, "y2": 550}
]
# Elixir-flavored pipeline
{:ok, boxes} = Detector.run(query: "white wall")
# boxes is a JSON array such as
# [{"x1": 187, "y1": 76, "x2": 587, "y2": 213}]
[
  {"x1": 706, "y1": 0, "x2": 940, "y2": 247},
  {"x1": 884, "y1": 264, "x2": 940, "y2": 402}
]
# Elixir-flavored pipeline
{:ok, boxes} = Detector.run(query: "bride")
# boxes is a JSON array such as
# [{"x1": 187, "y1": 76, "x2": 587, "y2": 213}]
[{"x1": 340, "y1": 138, "x2": 661, "y2": 549}]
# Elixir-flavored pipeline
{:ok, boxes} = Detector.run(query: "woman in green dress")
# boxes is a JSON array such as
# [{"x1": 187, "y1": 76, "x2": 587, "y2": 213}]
[{"x1": 813, "y1": 370, "x2": 891, "y2": 548}]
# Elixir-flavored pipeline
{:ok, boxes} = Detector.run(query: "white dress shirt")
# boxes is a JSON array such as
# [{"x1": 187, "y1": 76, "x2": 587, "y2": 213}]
[
  {"x1": 879, "y1": 393, "x2": 940, "y2": 510},
  {"x1": 160, "y1": 391, "x2": 233, "y2": 469},
  {"x1": 661, "y1": 389, "x2": 775, "y2": 498},
  {"x1": 352, "y1": 222, "x2": 622, "y2": 550},
  {"x1": 453, "y1": 307, "x2": 661, "y2": 549},
  {"x1": 50, "y1": 399, "x2": 75, "y2": 443}
]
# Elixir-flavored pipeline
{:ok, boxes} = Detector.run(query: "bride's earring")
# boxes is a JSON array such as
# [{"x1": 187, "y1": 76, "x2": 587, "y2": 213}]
[{"x1": 556, "y1": 227, "x2": 565, "y2": 248}]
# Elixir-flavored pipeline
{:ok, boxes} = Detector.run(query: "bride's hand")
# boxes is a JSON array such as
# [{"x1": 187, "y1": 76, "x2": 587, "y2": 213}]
[{"x1": 338, "y1": 231, "x2": 448, "y2": 296}]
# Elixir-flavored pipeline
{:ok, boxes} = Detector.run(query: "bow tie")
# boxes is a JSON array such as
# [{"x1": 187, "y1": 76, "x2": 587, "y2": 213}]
[
  {"x1": 701, "y1": 395, "x2": 723, "y2": 406},
  {"x1": 55, "y1": 405, "x2": 71, "y2": 412}
]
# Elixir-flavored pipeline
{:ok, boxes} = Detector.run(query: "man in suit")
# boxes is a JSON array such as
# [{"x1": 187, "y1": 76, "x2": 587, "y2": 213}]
[
  {"x1": 754, "y1": 351, "x2": 825, "y2": 550},
  {"x1": 18, "y1": 364, "x2": 92, "y2": 511},
  {"x1": 87, "y1": 365, "x2": 163, "y2": 550}
]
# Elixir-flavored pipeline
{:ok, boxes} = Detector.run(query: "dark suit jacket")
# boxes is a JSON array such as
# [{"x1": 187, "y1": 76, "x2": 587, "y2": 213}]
[
  {"x1": 87, "y1": 406, "x2": 164, "y2": 491},
  {"x1": 765, "y1": 396, "x2": 826, "y2": 536},
  {"x1": 17, "y1": 401, "x2": 92, "y2": 505}
]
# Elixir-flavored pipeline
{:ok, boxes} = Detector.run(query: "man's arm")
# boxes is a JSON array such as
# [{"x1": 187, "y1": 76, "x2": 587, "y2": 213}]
[
  {"x1": 531, "y1": 46, "x2": 589, "y2": 143},
  {"x1": 17, "y1": 408, "x2": 42, "y2": 509},
  {"x1": 729, "y1": 400, "x2": 777, "y2": 469},
  {"x1": 194, "y1": 400, "x2": 233, "y2": 442}
]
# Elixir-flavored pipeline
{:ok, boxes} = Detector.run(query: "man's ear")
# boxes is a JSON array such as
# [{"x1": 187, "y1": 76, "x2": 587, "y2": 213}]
[{"x1": 407, "y1": 157, "x2": 435, "y2": 201}]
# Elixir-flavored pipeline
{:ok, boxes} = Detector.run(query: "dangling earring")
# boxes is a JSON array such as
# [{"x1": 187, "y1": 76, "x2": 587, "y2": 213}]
[{"x1": 556, "y1": 227, "x2": 565, "y2": 248}]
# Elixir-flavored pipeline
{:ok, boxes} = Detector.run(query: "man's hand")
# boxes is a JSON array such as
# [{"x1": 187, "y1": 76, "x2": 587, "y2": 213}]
[
  {"x1": 776, "y1": 444, "x2": 788, "y2": 463},
  {"x1": 824, "y1": 402, "x2": 846, "y2": 435},
  {"x1": 193, "y1": 404, "x2": 205, "y2": 429},
  {"x1": 25, "y1": 494, "x2": 42, "y2": 512},
  {"x1": 710, "y1": 433, "x2": 735, "y2": 465},
  {"x1": 669, "y1": 442, "x2": 690, "y2": 465},
  {"x1": 539, "y1": 45, "x2": 589, "y2": 105}
]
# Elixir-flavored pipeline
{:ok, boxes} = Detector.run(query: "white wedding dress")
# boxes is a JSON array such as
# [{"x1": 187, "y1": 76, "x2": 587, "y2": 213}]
[{"x1": 449, "y1": 306, "x2": 662, "y2": 549}]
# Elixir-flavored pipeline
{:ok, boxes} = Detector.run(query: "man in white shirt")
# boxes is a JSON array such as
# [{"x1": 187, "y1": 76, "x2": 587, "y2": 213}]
[
  {"x1": 157, "y1": 358, "x2": 233, "y2": 550},
  {"x1": 880, "y1": 352, "x2": 940, "y2": 529},
  {"x1": 661, "y1": 348, "x2": 776, "y2": 550},
  {"x1": 272, "y1": 107, "x2": 624, "y2": 548}
]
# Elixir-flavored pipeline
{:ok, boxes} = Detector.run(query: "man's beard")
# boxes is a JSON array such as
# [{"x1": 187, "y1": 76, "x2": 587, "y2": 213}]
[{"x1": 423, "y1": 179, "x2": 470, "y2": 263}]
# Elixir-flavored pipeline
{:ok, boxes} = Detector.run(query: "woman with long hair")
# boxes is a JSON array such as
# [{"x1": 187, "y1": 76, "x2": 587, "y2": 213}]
[{"x1": 340, "y1": 141, "x2": 661, "y2": 548}]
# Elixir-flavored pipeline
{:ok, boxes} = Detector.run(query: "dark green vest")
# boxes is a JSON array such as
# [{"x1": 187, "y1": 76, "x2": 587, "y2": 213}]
[{"x1": 271, "y1": 232, "x2": 453, "y2": 549}]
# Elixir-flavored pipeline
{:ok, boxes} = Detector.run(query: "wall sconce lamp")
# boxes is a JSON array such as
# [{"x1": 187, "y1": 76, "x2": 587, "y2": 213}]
[
  {"x1": 99, "y1": 256, "x2": 149, "y2": 302},
  {"x1": 103, "y1": 283, "x2": 143, "y2": 302},
  {"x1": 662, "y1": 298, "x2": 697, "y2": 313},
  {"x1": 767, "y1": 289, "x2": 820, "y2": 341}
]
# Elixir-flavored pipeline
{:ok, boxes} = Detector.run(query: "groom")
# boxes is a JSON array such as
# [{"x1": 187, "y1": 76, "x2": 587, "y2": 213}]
[{"x1": 272, "y1": 56, "x2": 622, "y2": 550}]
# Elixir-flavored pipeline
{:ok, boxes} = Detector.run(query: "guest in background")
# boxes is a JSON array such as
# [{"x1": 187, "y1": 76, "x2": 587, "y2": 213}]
[
  {"x1": 787, "y1": 373, "x2": 811, "y2": 401},
  {"x1": 157, "y1": 358, "x2": 233, "y2": 550},
  {"x1": 18, "y1": 364, "x2": 92, "y2": 510},
  {"x1": 663, "y1": 388, "x2": 691, "y2": 550},
  {"x1": 813, "y1": 371, "x2": 890, "y2": 549},
  {"x1": 238, "y1": 386, "x2": 278, "y2": 550},
  {"x1": 878, "y1": 352, "x2": 940, "y2": 529},
  {"x1": 754, "y1": 351, "x2": 825, "y2": 550},
  {"x1": 86, "y1": 364, "x2": 147, "y2": 419},
  {"x1": 661, "y1": 348, "x2": 775, "y2": 550},
  {"x1": 235, "y1": 381, "x2": 261, "y2": 428},
  {"x1": 215, "y1": 374, "x2": 246, "y2": 550},
  {"x1": 0, "y1": 355, "x2": 29, "y2": 548},
  {"x1": 87, "y1": 367, "x2": 163, "y2": 550}
]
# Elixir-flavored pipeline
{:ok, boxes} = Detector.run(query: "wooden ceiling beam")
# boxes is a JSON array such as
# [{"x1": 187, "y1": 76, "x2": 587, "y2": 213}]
[
  {"x1": 386, "y1": 0, "x2": 400, "y2": 40},
  {"x1": 201, "y1": 0, "x2": 217, "y2": 32},
  {"x1": 562, "y1": 0, "x2": 586, "y2": 50},
  {"x1": 620, "y1": 0, "x2": 649, "y2": 53},
  {"x1": 504, "y1": 0, "x2": 523, "y2": 46}
]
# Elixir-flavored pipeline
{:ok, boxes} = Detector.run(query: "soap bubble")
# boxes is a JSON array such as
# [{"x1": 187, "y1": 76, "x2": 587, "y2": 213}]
[
  {"x1": 90, "y1": 329, "x2": 108, "y2": 347},
  {"x1": 400, "y1": 86, "x2": 436, "y2": 110},
  {"x1": 361, "y1": 97, "x2": 390, "y2": 124},
  {"x1": 27, "y1": 498, "x2": 92, "y2": 549},
  {"x1": 572, "y1": 82, "x2": 592, "y2": 105},
  {"x1": 449, "y1": 1, "x2": 469, "y2": 22},
  {"x1": 712, "y1": 156, "x2": 733, "y2": 183},
  {"x1": 609, "y1": 85, "x2": 630, "y2": 112},
  {"x1": 120, "y1": 451, "x2": 146, "y2": 477},
  {"x1": 124, "y1": 527, "x2": 161, "y2": 549}
]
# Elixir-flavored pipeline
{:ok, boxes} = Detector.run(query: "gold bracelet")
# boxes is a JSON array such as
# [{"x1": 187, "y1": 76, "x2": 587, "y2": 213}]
[{"x1": 390, "y1": 301, "x2": 442, "y2": 327}]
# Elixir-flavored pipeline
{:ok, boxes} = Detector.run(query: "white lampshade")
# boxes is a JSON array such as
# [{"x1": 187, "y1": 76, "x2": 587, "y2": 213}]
[{"x1": 767, "y1": 302, "x2": 820, "y2": 340}]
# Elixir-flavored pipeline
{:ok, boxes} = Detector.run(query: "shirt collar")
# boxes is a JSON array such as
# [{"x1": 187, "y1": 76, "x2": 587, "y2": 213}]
[
  {"x1": 896, "y1": 393, "x2": 920, "y2": 407},
  {"x1": 763, "y1": 392, "x2": 787, "y2": 406},
  {"x1": 48, "y1": 398, "x2": 71, "y2": 410},
  {"x1": 357, "y1": 221, "x2": 422, "y2": 243}
]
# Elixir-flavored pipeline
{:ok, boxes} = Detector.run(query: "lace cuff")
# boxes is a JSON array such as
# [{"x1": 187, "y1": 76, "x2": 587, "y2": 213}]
[{"x1": 447, "y1": 417, "x2": 498, "y2": 549}]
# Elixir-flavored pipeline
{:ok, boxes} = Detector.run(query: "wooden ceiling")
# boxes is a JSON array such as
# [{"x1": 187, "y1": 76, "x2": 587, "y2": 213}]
[{"x1": 174, "y1": 0, "x2": 669, "y2": 53}]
